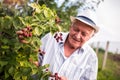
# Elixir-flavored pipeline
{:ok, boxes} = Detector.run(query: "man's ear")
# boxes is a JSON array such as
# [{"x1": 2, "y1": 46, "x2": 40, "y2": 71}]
[
  {"x1": 90, "y1": 31, "x2": 95, "y2": 38},
  {"x1": 92, "y1": 33, "x2": 95, "y2": 37}
]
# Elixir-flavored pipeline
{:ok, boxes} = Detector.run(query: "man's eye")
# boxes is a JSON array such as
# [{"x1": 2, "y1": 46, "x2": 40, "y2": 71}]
[{"x1": 82, "y1": 32, "x2": 87, "y2": 37}]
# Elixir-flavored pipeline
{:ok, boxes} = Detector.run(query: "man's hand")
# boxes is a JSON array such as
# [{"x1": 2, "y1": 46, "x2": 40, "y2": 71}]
[
  {"x1": 60, "y1": 76, "x2": 67, "y2": 80},
  {"x1": 50, "y1": 73, "x2": 67, "y2": 80}
]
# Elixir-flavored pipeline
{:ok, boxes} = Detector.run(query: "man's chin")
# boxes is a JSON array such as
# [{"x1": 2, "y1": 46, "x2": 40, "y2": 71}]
[{"x1": 70, "y1": 45, "x2": 81, "y2": 49}]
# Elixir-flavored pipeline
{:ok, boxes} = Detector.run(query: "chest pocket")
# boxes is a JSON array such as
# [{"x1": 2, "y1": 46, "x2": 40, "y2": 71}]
[
  {"x1": 65, "y1": 56, "x2": 91, "y2": 80},
  {"x1": 64, "y1": 62, "x2": 85, "y2": 80},
  {"x1": 74, "y1": 65, "x2": 91, "y2": 80}
]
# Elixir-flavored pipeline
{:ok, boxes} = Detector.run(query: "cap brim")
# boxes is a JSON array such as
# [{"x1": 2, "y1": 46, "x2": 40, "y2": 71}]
[{"x1": 70, "y1": 16, "x2": 99, "y2": 33}]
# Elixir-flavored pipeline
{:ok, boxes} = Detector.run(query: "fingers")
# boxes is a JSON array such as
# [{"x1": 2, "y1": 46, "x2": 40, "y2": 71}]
[
  {"x1": 50, "y1": 73, "x2": 68, "y2": 80},
  {"x1": 60, "y1": 76, "x2": 67, "y2": 80}
]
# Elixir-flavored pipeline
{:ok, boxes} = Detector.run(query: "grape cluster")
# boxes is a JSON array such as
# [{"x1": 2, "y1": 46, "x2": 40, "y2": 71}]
[
  {"x1": 16, "y1": 26, "x2": 32, "y2": 44},
  {"x1": 54, "y1": 33, "x2": 63, "y2": 42}
]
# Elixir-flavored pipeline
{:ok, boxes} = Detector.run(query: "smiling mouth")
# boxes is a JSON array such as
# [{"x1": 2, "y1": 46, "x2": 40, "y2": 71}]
[{"x1": 72, "y1": 36, "x2": 81, "y2": 42}]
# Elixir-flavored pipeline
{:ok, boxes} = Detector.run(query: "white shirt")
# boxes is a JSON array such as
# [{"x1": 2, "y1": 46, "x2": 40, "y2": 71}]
[{"x1": 38, "y1": 32, "x2": 98, "y2": 80}]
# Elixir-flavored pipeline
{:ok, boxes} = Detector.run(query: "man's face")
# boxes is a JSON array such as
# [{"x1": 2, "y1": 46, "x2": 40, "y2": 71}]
[{"x1": 67, "y1": 19, "x2": 94, "y2": 49}]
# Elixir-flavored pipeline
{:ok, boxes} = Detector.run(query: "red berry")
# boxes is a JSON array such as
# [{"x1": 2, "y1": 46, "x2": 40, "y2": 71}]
[
  {"x1": 38, "y1": 49, "x2": 41, "y2": 52},
  {"x1": 55, "y1": 73, "x2": 58, "y2": 75},
  {"x1": 60, "y1": 33, "x2": 62, "y2": 36},
  {"x1": 16, "y1": 30, "x2": 23, "y2": 35},
  {"x1": 26, "y1": 33, "x2": 30, "y2": 37},
  {"x1": 20, "y1": 39, "x2": 29, "y2": 44},
  {"x1": 29, "y1": 32, "x2": 32, "y2": 37},
  {"x1": 27, "y1": 26, "x2": 32, "y2": 31},
  {"x1": 59, "y1": 37, "x2": 63, "y2": 41},
  {"x1": 18, "y1": 35, "x2": 24, "y2": 39},
  {"x1": 23, "y1": 32, "x2": 28, "y2": 37},
  {"x1": 22, "y1": 28, "x2": 27, "y2": 32},
  {"x1": 45, "y1": 68, "x2": 49, "y2": 71},
  {"x1": 54, "y1": 33, "x2": 58, "y2": 38},
  {"x1": 56, "y1": 38, "x2": 59, "y2": 42}
]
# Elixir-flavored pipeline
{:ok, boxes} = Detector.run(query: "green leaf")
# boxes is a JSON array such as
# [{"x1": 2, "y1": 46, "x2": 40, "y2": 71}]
[
  {"x1": 5, "y1": 71, "x2": 9, "y2": 79},
  {"x1": 38, "y1": 64, "x2": 50, "y2": 73},
  {"x1": 21, "y1": 67, "x2": 32, "y2": 76},
  {"x1": 14, "y1": 72, "x2": 21, "y2": 80},
  {"x1": 43, "y1": 64, "x2": 50, "y2": 69},
  {"x1": 22, "y1": 76, "x2": 27, "y2": 80},
  {"x1": 44, "y1": 9, "x2": 50, "y2": 18},
  {"x1": 29, "y1": 3, "x2": 41, "y2": 13},
  {"x1": 2, "y1": 16, "x2": 12, "y2": 29},
  {"x1": 1, "y1": 45, "x2": 9, "y2": 49},
  {"x1": 41, "y1": 71, "x2": 51, "y2": 79},
  {"x1": 20, "y1": 61, "x2": 24, "y2": 66},
  {"x1": 0, "y1": 61, "x2": 8, "y2": 67},
  {"x1": 19, "y1": 17, "x2": 26, "y2": 26},
  {"x1": 33, "y1": 27, "x2": 43, "y2": 36},
  {"x1": 30, "y1": 37, "x2": 41, "y2": 49},
  {"x1": 8, "y1": 66, "x2": 14, "y2": 75},
  {"x1": 0, "y1": 66, "x2": 3, "y2": 73},
  {"x1": 13, "y1": 17, "x2": 23, "y2": 29}
]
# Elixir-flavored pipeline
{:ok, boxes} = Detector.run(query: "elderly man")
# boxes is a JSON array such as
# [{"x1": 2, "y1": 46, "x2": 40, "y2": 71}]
[{"x1": 38, "y1": 10, "x2": 99, "y2": 80}]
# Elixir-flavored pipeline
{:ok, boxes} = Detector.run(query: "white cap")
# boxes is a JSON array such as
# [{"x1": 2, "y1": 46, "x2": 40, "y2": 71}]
[{"x1": 70, "y1": 9, "x2": 99, "y2": 33}]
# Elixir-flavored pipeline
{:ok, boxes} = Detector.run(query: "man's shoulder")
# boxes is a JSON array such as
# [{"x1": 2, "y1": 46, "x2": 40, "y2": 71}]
[
  {"x1": 83, "y1": 43, "x2": 96, "y2": 56},
  {"x1": 82, "y1": 44, "x2": 98, "y2": 64},
  {"x1": 83, "y1": 43, "x2": 94, "y2": 51}
]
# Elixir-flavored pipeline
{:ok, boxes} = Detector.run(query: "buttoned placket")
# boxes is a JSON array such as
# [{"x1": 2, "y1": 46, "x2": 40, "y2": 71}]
[{"x1": 57, "y1": 45, "x2": 82, "y2": 79}]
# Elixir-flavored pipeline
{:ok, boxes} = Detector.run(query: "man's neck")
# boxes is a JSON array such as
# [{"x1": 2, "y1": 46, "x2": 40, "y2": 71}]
[{"x1": 64, "y1": 40, "x2": 77, "y2": 57}]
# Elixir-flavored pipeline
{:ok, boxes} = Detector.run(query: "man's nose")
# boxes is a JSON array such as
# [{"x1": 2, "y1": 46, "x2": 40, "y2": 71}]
[{"x1": 75, "y1": 32, "x2": 81, "y2": 39}]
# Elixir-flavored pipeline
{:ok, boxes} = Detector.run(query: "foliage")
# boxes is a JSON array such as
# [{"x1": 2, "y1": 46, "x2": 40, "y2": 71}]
[
  {"x1": 98, "y1": 53, "x2": 120, "y2": 80},
  {"x1": 36, "y1": 0, "x2": 104, "y2": 31},
  {"x1": 98, "y1": 48, "x2": 105, "y2": 54},
  {"x1": 36, "y1": 0, "x2": 84, "y2": 31},
  {"x1": 0, "y1": 2, "x2": 60, "y2": 80},
  {"x1": 109, "y1": 54, "x2": 120, "y2": 61},
  {"x1": 0, "y1": 0, "x2": 105, "y2": 79}
]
